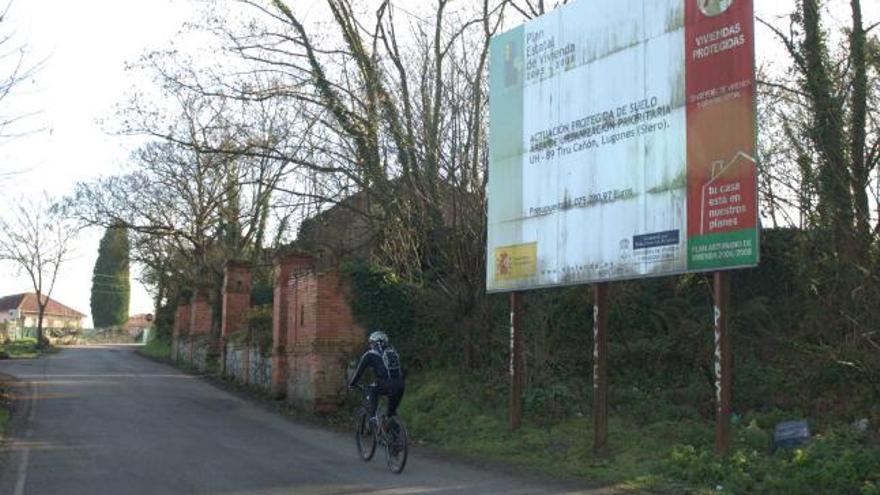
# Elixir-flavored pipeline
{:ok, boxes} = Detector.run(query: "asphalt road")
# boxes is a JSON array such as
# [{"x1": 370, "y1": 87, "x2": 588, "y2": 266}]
[{"x1": 0, "y1": 346, "x2": 623, "y2": 495}]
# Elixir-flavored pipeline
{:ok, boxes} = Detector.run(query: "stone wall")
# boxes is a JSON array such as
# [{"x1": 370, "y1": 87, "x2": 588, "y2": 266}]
[
  {"x1": 223, "y1": 341, "x2": 272, "y2": 391},
  {"x1": 171, "y1": 300, "x2": 191, "y2": 364},
  {"x1": 192, "y1": 336, "x2": 212, "y2": 372},
  {"x1": 249, "y1": 347, "x2": 272, "y2": 389},
  {"x1": 225, "y1": 341, "x2": 246, "y2": 380},
  {"x1": 176, "y1": 335, "x2": 190, "y2": 364},
  {"x1": 171, "y1": 286, "x2": 216, "y2": 371},
  {"x1": 188, "y1": 287, "x2": 215, "y2": 372},
  {"x1": 221, "y1": 261, "x2": 252, "y2": 376},
  {"x1": 170, "y1": 258, "x2": 364, "y2": 411}
]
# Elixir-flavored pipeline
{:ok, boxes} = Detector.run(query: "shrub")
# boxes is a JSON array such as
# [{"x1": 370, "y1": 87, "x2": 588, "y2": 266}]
[{"x1": 662, "y1": 426, "x2": 880, "y2": 494}]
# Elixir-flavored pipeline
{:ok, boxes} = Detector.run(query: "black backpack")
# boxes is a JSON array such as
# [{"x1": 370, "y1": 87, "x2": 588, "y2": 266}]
[{"x1": 381, "y1": 346, "x2": 403, "y2": 379}]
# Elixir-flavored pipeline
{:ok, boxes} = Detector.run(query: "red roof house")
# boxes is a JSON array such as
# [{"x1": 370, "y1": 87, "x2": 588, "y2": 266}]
[{"x1": 0, "y1": 293, "x2": 86, "y2": 330}]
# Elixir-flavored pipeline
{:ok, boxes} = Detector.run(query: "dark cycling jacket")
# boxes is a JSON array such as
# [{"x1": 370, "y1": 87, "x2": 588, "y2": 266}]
[{"x1": 349, "y1": 349, "x2": 405, "y2": 387}]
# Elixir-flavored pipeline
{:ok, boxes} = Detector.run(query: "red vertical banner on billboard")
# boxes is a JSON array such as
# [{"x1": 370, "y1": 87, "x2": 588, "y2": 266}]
[{"x1": 685, "y1": 0, "x2": 759, "y2": 270}]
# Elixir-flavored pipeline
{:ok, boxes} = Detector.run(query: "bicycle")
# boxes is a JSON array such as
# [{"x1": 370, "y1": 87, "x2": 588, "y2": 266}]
[{"x1": 352, "y1": 384, "x2": 408, "y2": 474}]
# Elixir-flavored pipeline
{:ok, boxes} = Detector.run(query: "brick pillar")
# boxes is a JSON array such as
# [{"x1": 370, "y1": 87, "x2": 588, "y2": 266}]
[
  {"x1": 221, "y1": 261, "x2": 252, "y2": 376},
  {"x1": 287, "y1": 270, "x2": 365, "y2": 412},
  {"x1": 313, "y1": 271, "x2": 364, "y2": 411},
  {"x1": 171, "y1": 298, "x2": 191, "y2": 363},
  {"x1": 271, "y1": 253, "x2": 313, "y2": 399},
  {"x1": 189, "y1": 285, "x2": 212, "y2": 365}
]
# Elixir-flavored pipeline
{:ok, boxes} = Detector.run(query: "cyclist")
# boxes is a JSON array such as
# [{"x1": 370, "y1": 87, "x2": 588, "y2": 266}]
[{"x1": 348, "y1": 330, "x2": 405, "y2": 426}]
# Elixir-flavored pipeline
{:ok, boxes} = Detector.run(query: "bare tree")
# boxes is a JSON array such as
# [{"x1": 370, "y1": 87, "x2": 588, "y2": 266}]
[
  {"x1": 199, "y1": 1, "x2": 509, "y2": 274},
  {"x1": 757, "y1": 0, "x2": 880, "y2": 262},
  {"x1": 0, "y1": 1, "x2": 40, "y2": 133},
  {"x1": 754, "y1": 0, "x2": 880, "y2": 393},
  {"x1": 166, "y1": 0, "x2": 518, "y2": 365},
  {"x1": 66, "y1": 71, "x2": 301, "y2": 336},
  {"x1": 0, "y1": 0, "x2": 44, "y2": 187},
  {"x1": 0, "y1": 195, "x2": 78, "y2": 346}
]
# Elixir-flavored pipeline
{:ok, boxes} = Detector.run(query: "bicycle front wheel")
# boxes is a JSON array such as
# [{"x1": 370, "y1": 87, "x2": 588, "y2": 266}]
[
  {"x1": 355, "y1": 410, "x2": 377, "y2": 461},
  {"x1": 384, "y1": 417, "x2": 408, "y2": 474}
]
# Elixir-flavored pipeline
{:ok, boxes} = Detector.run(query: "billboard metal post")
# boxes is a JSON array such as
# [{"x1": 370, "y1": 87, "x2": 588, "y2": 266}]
[
  {"x1": 593, "y1": 283, "x2": 609, "y2": 452},
  {"x1": 714, "y1": 271, "x2": 732, "y2": 456},
  {"x1": 509, "y1": 292, "x2": 524, "y2": 430}
]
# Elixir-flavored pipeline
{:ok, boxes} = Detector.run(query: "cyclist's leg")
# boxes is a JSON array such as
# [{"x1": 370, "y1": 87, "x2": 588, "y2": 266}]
[
  {"x1": 387, "y1": 382, "x2": 404, "y2": 417},
  {"x1": 367, "y1": 385, "x2": 380, "y2": 421}
]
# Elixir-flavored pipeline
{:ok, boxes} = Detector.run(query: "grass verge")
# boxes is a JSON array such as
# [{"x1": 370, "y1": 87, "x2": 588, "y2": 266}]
[
  {"x1": 0, "y1": 408, "x2": 8, "y2": 435},
  {"x1": 0, "y1": 338, "x2": 56, "y2": 359},
  {"x1": 0, "y1": 374, "x2": 13, "y2": 439},
  {"x1": 138, "y1": 337, "x2": 171, "y2": 361},
  {"x1": 399, "y1": 370, "x2": 880, "y2": 494}
]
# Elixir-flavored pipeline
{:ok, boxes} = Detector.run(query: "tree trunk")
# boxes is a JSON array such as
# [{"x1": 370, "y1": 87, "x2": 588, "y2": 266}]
[
  {"x1": 36, "y1": 299, "x2": 46, "y2": 349},
  {"x1": 848, "y1": 0, "x2": 871, "y2": 263},
  {"x1": 801, "y1": 0, "x2": 856, "y2": 259}
]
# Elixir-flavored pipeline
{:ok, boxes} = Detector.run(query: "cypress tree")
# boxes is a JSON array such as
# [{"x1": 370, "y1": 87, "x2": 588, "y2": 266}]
[{"x1": 90, "y1": 226, "x2": 130, "y2": 328}]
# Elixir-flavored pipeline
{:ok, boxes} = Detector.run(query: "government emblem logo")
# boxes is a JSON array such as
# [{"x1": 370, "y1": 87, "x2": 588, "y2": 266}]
[{"x1": 698, "y1": 0, "x2": 733, "y2": 17}]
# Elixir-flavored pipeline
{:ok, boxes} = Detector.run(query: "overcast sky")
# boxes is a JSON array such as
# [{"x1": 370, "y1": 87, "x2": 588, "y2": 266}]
[
  {"x1": 0, "y1": 0, "x2": 204, "y2": 325},
  {"x1": 0, "y1": 0, "x2": 876, "y2": 327}
]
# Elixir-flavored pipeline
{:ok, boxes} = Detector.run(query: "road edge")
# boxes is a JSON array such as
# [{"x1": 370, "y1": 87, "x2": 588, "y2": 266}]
[{"x1": 0, "y1": 371, "x2": 36, "y2": 495}]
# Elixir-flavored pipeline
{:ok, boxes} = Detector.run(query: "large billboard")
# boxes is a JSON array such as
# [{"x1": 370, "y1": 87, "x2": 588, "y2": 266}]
[{"x1": 487, "y1": 0, "x2": 758, "y2": 292}]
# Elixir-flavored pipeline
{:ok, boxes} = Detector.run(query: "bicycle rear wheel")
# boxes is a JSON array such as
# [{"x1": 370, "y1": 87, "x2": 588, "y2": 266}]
[
  {"x1": 355, "y1": 409, "x2": 377, "y2": 461},
  {"x1": 384, "y1": 417, "x2": 408, "y2": 474}
]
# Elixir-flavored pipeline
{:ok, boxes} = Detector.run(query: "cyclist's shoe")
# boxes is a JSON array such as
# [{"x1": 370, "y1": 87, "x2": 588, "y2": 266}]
[{"x1": 388, "y1": 444, "x2": 399, "y2": 456}]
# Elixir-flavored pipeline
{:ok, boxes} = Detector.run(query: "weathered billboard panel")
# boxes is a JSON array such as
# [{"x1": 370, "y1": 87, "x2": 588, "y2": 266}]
[{"x1": 487, "y1": 0, "x2": 757, "y2": 292}]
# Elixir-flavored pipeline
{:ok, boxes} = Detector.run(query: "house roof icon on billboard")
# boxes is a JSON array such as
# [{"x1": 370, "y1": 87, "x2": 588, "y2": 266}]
[{"x1": 709, "y1": 151, "x2": 755, "y2": 182}]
